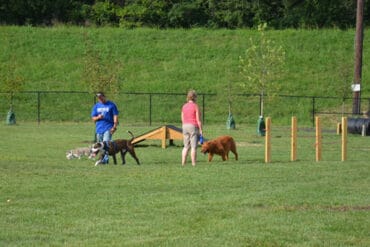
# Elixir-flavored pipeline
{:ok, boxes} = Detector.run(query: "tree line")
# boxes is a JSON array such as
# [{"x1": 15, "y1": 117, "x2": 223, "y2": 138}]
[{"x1": 1, "y1": 0, "x2": 369, "y2": 29}]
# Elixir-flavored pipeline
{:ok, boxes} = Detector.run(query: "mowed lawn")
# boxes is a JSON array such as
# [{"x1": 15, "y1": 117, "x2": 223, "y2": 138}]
[{"x1": 0, "y1": 122, "x2": 369, "y2": 246}]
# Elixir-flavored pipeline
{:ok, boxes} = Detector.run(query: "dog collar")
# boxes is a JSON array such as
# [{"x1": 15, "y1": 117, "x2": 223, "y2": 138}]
[
  {"x1": 103, "y1": 141, "x2": 110, "y2": 152},
  {"x1": 103, "y1": 141, "x2": 118, "y2": 152}
]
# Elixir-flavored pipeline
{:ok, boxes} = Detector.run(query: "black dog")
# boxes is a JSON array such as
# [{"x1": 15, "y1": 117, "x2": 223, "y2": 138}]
[{"x1": 91, "y1": 131, "x2": 140, "y2": 166}]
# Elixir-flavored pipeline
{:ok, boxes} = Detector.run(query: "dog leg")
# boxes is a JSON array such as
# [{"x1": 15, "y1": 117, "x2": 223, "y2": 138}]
[
  {"x1": 112, "y1": 154, "x2": 117, "y2": 165},
  {"x1": 231, "y1": 142, "x2": 238, "y2": 160},
  {"x1": 95, "y1": 155, "x2": 104, "y2": 166},
  {"x1": 225, "y1": 152, "x2": 229, "y2": 160},
  {"x1": 120, "y1": 150, "x2": 127, "y2": 165},
  {"x1": 129, "y1": 150, "x2": 140, "y2": 165},
  {"x1": 221, "y1": 153, "x2": 227, "y2": 161},
  {"x1": 208, "y1": 153, "x2": 213, "y2": 162}
]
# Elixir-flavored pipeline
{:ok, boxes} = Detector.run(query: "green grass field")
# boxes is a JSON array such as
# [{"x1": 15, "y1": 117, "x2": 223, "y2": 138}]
[{"x1": 1, "y1": 122, "x2": 369, "y2": 246}]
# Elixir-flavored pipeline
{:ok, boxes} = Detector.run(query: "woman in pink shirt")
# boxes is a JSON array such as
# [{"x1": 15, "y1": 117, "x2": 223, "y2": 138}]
[{"x1": 181, "y1": 90, "x2": 203, "y2": 166}]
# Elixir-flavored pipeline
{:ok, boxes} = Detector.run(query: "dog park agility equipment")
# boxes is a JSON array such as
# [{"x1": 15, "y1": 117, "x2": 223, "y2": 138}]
[
  {"x1": 132, "y1": 125, "x2": 207, "y2": 149},
  {"x1": 264, "y1": 116, "x2": 349, "y2": 163},
  {"x1": 347, "y1": 117, "x2": 370, "y2": 136},
  {"x1": 132, "y1": 125, "x2": 183, "y2": 149}
]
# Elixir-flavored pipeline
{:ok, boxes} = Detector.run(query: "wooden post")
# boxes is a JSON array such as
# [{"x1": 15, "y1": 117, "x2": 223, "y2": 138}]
[
  {"x1": 315, "y1": 116, "x2": 322, "y2": 162},
  {"x1": 265, "y1": 117, "x2": 271, "y2": 163},
  {"x1": 352, "y1": 0, "x2": 364, "y2": 114},
  {"x1": 161, "y1": 126, "x2": 167, "y2": 149},
  {"x1": 291, "y1": 116, "x2": 297, "y2": 162},
  {"x1": 341, "y1": 117, "x2": 347, "y2": 161}
]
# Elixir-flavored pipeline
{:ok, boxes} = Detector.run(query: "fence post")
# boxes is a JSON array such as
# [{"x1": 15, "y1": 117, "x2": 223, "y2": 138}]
[
  {"x1": 149, "y1": 94, "x2": 152, "y2": 126},
  {"x1": 37, "y1": 91, "x2": 41, "y2": 125},
  {"x1": 312, "y1": 97, "x2": 316, "y2": 127},
  {"x1": 341, "y1": 117, "x2": 347, "y2": 161},
  {"x1": 291, "y1": 116, "x2": 297, "y2": 162},
  {"x1": 265, "y1": 117, "x2": 271, "y2": 163},
  {"x1": 315, "y1": 116, "x2": 322, "y2": 162}
]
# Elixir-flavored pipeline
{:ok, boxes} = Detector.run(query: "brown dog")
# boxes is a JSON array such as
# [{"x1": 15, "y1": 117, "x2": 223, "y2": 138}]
[
  {"x1": 91, "y1": 131, "x2": 140, "y2": 166},
  {"x1": 201, "y1": 135, "x2": 238, "y2": 162}
]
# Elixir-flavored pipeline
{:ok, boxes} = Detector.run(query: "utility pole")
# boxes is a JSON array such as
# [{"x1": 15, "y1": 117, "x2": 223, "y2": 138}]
[{"x1": 353, "y1": 0, "x2": 364, "y2": 114}]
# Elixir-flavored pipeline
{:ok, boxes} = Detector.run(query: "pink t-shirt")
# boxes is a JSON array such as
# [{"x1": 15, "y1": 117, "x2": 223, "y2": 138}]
[{"x1": 182, "y1": 101, "x2": 199, "y2": 127}]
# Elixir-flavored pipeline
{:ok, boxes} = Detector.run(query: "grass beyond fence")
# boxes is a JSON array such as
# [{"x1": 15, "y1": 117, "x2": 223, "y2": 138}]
[
  {"x1": 2, "y1": 27, "x2": 370, "y2": 126},
  {"x1": 0, "y1": 122, "x2": 369, "y2": 246}
]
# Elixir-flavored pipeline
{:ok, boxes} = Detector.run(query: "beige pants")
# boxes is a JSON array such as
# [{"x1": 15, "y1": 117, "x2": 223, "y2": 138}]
[{"x1": 182, "y1": 124, "x2": 199, "y2": 149}]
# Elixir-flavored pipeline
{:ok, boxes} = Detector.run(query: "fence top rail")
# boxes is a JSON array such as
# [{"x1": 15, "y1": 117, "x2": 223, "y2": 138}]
[
  {"x1": 236, "y1": 93, "x2": 370, "y2": 100},
  {"x1": 0, "y1": 90, "x2": 90, "y2": 94},
  {"x1": 0, "y1": 91, "x2": 369, "y2": 100},
  {"x1": 0, "y1": 91, "x2": 216, "y2": 96},
  {"x1": 315, "y1": 111, "x2": 364, "y2": 115}
]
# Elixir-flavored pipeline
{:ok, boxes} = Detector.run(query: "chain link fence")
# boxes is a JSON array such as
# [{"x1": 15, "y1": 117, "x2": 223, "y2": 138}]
[{"x1": 0, "y1": 91, "x2": 369, "y2": 126}]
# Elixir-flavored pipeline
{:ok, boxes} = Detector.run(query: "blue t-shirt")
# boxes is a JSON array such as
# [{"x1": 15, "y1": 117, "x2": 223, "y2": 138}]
[{"x1": 91, "y1": 101, "x2": 119, "y2": 134}]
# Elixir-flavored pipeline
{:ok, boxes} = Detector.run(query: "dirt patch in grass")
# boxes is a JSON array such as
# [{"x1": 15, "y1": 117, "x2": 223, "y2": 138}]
[
  {"x1": 326, "y1": 205, "x2": 370, "y2": 212},
  {"x1": 237, "y1": 141, "x2": 263, "y2": 147},
  {"x1": 280, "y1": 205, "x2": 370, "y2": 212}
]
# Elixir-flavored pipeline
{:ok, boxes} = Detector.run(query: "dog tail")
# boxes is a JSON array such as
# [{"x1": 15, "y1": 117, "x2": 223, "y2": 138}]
[{"x1": 127, "y1": 130, "x2": 135, "y2": 141}]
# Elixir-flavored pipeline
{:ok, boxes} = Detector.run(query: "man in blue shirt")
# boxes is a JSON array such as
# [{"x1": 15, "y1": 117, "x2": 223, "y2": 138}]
[{"x1": 91, "y1": 92, "x2": 119, "y2": 142}]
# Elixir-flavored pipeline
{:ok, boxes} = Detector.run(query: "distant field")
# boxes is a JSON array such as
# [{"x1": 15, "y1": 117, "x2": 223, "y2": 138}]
[
  {"x1": 1, "y1": 26, "x2": 368, "y2": 95},
  {"x1": 0, "y1": 122, "x2": 369, "y2": 246}
]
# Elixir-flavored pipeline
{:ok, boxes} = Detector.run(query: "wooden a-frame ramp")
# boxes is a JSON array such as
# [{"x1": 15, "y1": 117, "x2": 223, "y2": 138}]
[{"x1": 132, "y1": 125, "x2": 183, "y2": 148}]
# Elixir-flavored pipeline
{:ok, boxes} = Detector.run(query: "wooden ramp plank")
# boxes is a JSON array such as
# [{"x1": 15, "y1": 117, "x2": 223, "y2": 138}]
[
  {"x1": 131, "y1": 126, "x2": 163, "y2": 144},
  {"x1": 132, "y1": 125, "x2": 183, "y2": 148},
  {"x1": 166, "y1": 126, "x2": 183, "y2": 140}
]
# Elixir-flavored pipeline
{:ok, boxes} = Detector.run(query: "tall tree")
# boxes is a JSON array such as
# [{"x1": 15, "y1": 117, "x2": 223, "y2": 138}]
[
  {"x1": 239, "y1": 23, "x2": 285, "y2": 117},
  {"x1": 82, "y1": 31, "x2": 122, "y2": 100}
]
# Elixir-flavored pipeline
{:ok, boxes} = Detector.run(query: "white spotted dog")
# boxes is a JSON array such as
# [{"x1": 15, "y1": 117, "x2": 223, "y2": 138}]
[{"x1": 66, "y1": 147, "x2": 93, "y2": 160}]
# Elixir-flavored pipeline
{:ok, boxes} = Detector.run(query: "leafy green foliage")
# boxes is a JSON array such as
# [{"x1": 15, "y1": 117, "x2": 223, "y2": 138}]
[
  {"x1": 0, "y1": 0, "x2": 367, "y2": 28},
  {"x1": 168, "y1": 2, "x2": 207, "y2": 28},
  {"x1": 117, "y1": 0, "x2": 171, "y2": 28},
  {"x1": 205, "y1": 0, "x2": 254, "y2": 28},
  {"x1": 91, "y1": 0, "x2": 120, "y2": 26}
]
